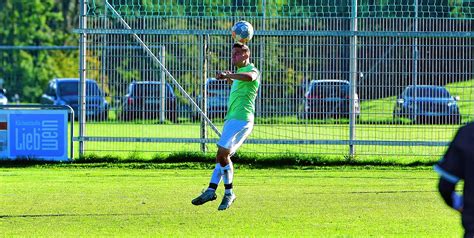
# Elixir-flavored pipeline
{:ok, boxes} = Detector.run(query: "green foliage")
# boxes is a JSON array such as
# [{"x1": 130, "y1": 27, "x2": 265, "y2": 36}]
[
  {"x1": 1, "y1": 0, "x2": 472, "y2": 103},
  {"x1": 95, "y1": 1, "x2": 474, "y2": 18},
  {"x1": 0, "y1": 0, "x2": 79, "y2": 102},
  {"x1": 359, "y1": 0, "x2": 474, "y2": 18}
]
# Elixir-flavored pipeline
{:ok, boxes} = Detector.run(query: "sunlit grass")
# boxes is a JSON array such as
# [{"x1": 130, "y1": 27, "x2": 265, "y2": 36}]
[{"x1": 0, "y1": 166, "x2": 462, "y2": 237}]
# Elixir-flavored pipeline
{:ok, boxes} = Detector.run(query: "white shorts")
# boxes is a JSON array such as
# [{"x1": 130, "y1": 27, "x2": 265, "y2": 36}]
[{"x1": 217, "y1": 119, "x2": 254, "y2": 155}]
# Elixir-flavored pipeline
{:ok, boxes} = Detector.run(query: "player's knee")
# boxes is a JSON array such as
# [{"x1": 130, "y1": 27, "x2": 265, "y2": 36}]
[
  {"x1": 216, "y1": 153, "x2": 229, "y2": 165},
  {"x1": 217, "y1": 157, "x2": 227, "y2": 167},
  {"x1": 216, "y1": 147, "x2": 231, "y2": 166}
]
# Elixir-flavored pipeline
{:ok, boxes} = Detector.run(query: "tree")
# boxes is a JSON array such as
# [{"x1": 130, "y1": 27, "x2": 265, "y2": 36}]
[{"x1": 0, "y1": 0, "x2": 78, "y2": 102}]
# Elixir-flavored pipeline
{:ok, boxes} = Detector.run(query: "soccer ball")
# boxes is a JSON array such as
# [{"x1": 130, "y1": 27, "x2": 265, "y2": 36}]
[{"x1": 231, "y1": 21, "x2": 254, "y2": 44}]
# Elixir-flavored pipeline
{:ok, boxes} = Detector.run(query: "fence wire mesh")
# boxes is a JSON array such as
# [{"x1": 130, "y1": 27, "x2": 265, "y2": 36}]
[{"x1": 3, "y1": 1, "x2": 473, "y2": 159}]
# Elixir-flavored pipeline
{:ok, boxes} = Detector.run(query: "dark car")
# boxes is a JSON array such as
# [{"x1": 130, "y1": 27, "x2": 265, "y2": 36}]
[
  {"x1": 393, "y1": 85, "x2": 461, "y2": 124},
  {"x1": 301, "y1": 79, "x2": 360, "y2": 119},
  {"x1": 196, "y1": 78, "x2": 231, "y2": 119},
  {"x1": 119, "y1": 81, "x2": 177, "y2": 121},
  {"x1": 41, "y1": 78, "x2": 109, "y2": 120}
]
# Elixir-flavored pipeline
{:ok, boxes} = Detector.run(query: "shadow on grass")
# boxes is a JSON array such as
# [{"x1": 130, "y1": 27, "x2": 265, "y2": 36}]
[{"x1": 0, "y1": 152, "x2": 437, "y2": 169}]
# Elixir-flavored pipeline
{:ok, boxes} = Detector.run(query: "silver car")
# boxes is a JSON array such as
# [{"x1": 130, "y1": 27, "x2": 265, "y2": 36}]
[{"x1": 393, "y1": 85, "x2": 461, "y2": 124}]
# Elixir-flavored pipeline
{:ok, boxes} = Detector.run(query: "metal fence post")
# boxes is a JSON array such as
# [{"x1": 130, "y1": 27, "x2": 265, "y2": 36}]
[
  {"x1": 413, "y1": 0, "x2": 419, "y2": 121},
  {"x1": 160, "y1": 46, "x2": 166, "y2": 123},
  {"x1": 79, "y1": 0, "x2": 88, "y2": 157},
  {"x1": 257, "y1": 0, "x2": 266, "y2": 118},
  {"x1": 200, "y1": 34, "x2": 209, "y2": 153},
  {"x1": 349, "y1": 0, "x2": 358, "y2": 158},
  {"x1": 101, "y1": 5, "x2": 108, "y2": 111}
]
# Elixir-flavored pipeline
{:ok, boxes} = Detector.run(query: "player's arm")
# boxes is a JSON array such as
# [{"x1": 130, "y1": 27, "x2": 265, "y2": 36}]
[
  {"x1": 217, "y1": 71, "x2": 258, "y2": 82},
  {"x1": 216, "y1": 71, "x2": 234, "y2": 84},
  {"x1": 434, "y1": 125, "x2": 466, "y2": 212},
  {"x1": 438, "y1": 178, "x2": 463, "y2": 212},
  {"x1": 224, "y1": 72, "x2": 257, "y2": 82}
]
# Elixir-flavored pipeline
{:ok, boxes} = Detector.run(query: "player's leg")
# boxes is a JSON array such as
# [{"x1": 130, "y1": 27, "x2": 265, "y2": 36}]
[
  {"x1": 191, "y1": 163, "x2": 220, "y2": 205},
  {"x1": 196, "y1": 149, "x2": 229, "y2": 197},
  {"x1": 191, "y1": 186, "x2": 217, "y2": 205},
  {"x1": 216, "y1": 146, "x2": 236, "y2": 210},
  {"x1": 208, "y1": 163, "x2": 222, "y2": 191},
  {"x1": 191, "y1": 154, "x2": 226, "y2": 206},
  {"x1": 191, "y1": 121, "x2": 233, "y2": 206},
  {"x1": 192, "y1": 119, "x2": 253, "y2": 208},
  {"x1": 216, "y1": 119, "x2": 254, "y2": 210},
  {"x1": 217, "y1": 146, "x2": 233, "y2": 194},
  {"x1": 192, "y1": 152, "x2": 227, "y2": 205},
  {"x1": 191, "y1": 162, "x2": 220, "y2": 205}
]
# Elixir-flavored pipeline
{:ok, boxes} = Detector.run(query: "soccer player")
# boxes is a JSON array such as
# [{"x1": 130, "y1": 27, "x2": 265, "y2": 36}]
[
  {"x1": 192, "y1": 42, "x2": 260, "y2": 210},
  {"x1": 434, "y1": 122, "x2": 474, "y2": 237}
]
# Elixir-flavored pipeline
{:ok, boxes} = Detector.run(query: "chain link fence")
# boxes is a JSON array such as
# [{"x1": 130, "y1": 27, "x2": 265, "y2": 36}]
[
  {"x1": 74, "y1": 0, "x2": 474, "y2": 159},
  {"x1": 2, "y1": 1, "x2": 473, "y2": 159}
]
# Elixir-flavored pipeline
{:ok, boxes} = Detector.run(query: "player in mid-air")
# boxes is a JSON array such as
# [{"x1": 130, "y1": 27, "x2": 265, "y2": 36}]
[
  {"x1": 434, "y1": 122, "x2": 474, "y2": 237},
  {"x1": 192, "y1": 42, "x2": 260, "y2": 210}
]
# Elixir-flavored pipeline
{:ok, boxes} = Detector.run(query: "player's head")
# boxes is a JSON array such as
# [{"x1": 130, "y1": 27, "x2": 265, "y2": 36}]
[{"x1": 231, "y1": 42, "x2": 250, "y2": 67}]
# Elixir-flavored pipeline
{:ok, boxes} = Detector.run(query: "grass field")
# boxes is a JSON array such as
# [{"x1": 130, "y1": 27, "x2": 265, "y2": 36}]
[{"x1": 0, "y1": 165, "x2": 463, "y2": 236}]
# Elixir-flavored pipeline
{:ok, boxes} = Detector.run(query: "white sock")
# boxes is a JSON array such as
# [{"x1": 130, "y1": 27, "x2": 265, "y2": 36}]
[
  {"x1": 221, "y1": 162, "x2": 234, "y2": 195},
  {"x1": 207, "y1": 163, "x2": 222, "y2": 191}
]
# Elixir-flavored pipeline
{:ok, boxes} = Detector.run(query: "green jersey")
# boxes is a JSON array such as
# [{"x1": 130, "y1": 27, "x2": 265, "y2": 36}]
[{"x1": 225, "y1": 63, "x2": 260, "y2": 122}]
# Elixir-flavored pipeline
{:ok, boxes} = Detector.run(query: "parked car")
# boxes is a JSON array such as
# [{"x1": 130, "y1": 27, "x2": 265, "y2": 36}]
[
  {"x1": 40, "y1": 78, "x2": 109, "y2": 120},
  {"x1": 119, "y1": 81, "x2": 177, "y2": 121},
  {"x1": 196, "y1": 78, "x2": 231, "y2": 119},
  {"x1": 301, "y1": 79, "x2": 360, "y2": 119},
  {"x1": 0, "y1": 89, "x2": 7, "y2": 105},
  {"x1": 393, "y1": 85, "x2": 461, "y2": 124}
]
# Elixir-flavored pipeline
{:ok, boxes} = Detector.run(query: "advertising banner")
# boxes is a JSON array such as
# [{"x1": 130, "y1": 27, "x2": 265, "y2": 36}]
[{"x1": 0, "y1": 110, "x2": 68, "y2": 161}]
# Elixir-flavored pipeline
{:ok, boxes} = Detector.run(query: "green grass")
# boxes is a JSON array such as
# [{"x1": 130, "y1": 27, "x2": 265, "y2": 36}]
[
  {"x1": 0, "y1": 166, "x2": 462, "y2": 236},
  {"x1": 359, "y1": 95, "x2": 398, "y2": 122}
]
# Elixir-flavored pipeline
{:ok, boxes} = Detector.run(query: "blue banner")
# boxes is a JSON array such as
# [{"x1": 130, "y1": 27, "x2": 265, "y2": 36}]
[{"x1": 0, "y1": 111, "x2": 68, "y2": 161}]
